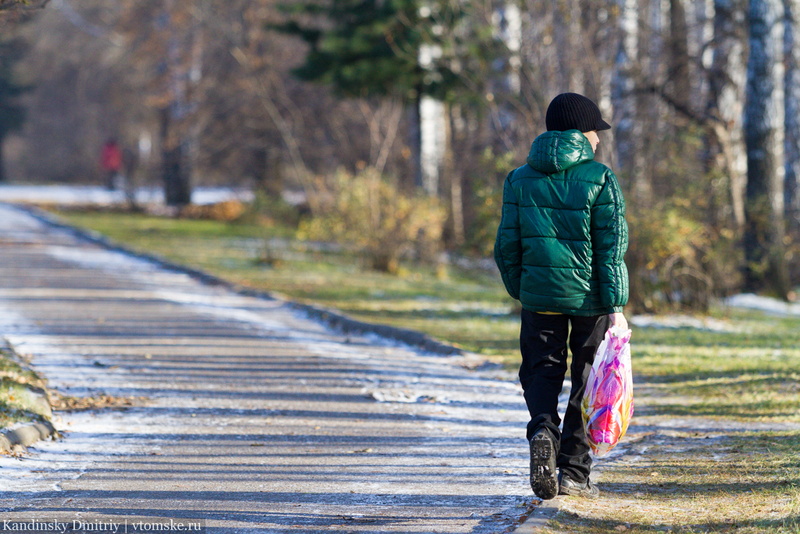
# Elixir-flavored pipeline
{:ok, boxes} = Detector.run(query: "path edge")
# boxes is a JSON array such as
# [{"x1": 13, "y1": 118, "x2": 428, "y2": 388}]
[
  {"x1": 11, "y1": 203, "x2": 464, "y2": 357},
  {"x1": 0, "y1": 338, "x2": 59, "y2": 453},
  {"x1": 0, "y1": 420, "x2": 57, "y2": 454}
]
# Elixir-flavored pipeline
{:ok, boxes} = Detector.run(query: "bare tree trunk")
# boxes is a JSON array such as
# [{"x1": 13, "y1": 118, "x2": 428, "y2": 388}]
[
  {"x1": 500, "y1": 1, "x2": 522, "y2": 95},
  {"x1": 612, "y1": 0, "x2": 637, "y2": 176},
  {"x1": 160, "y1": 0, "x2": 192, "y2": 207},
  {"x1": 785, "y1": 0, "x2": 800, "y2": 232},
  {"x1": 418, "y1": 39, "x2": 446, "y2": 197},
  {"x1": 160, "y1": 106, "x2": 191, "y2": 207},
  {"x1": 0, "y1": 138, "x2": 6, "y2": 183},
  {"x1": 409, "y1": 91, "x2": 423, "y2": 192},
  {"x1": 250, "y1": 139, "x2": 284, "y2": 198},
  {"x1": 0, "y1": 0, "x2": 49, "y2": 12},
  {"x1": 744, "y1": 0, "x2": 789, "y2": 297},
  {"x1": 707, "y1": 0, "x2": 747, "y2": 230},
  {"x1": 668, "y1": 0, "x2": 691, "y2": 109},
  {"x1": 612, "y1": 0, "x2": 649, "y2": 203},
  {"x1": 419, "y1": 93, "x2": 446, "y2": 196},
  {"x1": 444, "y1": 103, "x2": 464, "y2": 247},
  {"x1": 689, "y1": 0, "x2": 715, "y2": 101},
  {"x1": 589, "y1": 0, "x2": 620, "y2": 171}
]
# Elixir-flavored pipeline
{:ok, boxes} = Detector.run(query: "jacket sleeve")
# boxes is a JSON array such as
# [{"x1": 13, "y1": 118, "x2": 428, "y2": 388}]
[
  {"x1": 590, "y1": 170, "x2": 629, "y2": 312},
  {"x1": 494, "y1": 173, "x2": 522, "y2": 300}
]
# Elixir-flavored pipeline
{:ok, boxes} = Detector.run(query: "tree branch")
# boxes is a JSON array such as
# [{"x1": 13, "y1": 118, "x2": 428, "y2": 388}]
[
  {"x1": 634, "y1": 84, "x2": 726, "y2": 128},
  {"x1": 0, "y1": 0, "x2": 50, "y2": 12}
]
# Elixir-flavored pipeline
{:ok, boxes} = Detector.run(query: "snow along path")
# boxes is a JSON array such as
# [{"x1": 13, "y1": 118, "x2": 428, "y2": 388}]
[
  {"x1": 0, "y1": 203, "x2": 536, "y2": 533},
  {"x1": 0, "y1": 184, "x2": 253, "y2": 207}
]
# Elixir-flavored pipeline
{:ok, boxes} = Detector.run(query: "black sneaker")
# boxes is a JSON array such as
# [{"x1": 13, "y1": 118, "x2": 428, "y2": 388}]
[
  {"x1": 529, "y1": 429, "x2": 558, "y2": 500},
  {"x1": 558, "y1": 472, "x2": 600, "y2": 498}
]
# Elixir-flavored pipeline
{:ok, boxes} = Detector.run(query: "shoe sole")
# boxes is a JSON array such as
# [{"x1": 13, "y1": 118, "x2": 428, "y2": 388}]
[{"x1": 530, "y1": 434, "x2": 558, "y2": 500}]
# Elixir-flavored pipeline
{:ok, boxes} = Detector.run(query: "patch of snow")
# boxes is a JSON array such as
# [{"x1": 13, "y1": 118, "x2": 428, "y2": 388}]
[
  {"x1": 725, "y1": 293, "x2": 800, "y2": 317},
  {"x1": 0, "y1": 185, "x2": 252, "y2": 206},
  {"x1": 0, "y1": 410, "x2": 146, "y2": 492},
  {"x1": 366, "y1": 389, "x2": 432, "y2": 403},
  {"x1": 0, "y1": 306, "x2": 39, "y2": 337},
  {"x1": 46, "y1": 243, "x2": 381, "y2": 363},
  {"x1": 46, "y1": 245, "x2": 161, "y2": 273},
  {"x1": 630, "y1": 314, "x2": 734, "y2": 332}
]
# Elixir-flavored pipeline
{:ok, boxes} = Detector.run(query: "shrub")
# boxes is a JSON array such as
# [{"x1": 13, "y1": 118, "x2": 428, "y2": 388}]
[
  {"x1": 298, "y1": 168, "x2": 446, "y2": 274},
  {"x1": 627, "y1": 202, "x2": 741, "y2": 313},
  {"x1": 238, "y1": 190, "x2": 302, "y2": 228},
  {"x1": 464, "y1": 148, "x2": 516, "y2": 257},
  {"x1": 179, "y1": 200, "x2": 247, "y2": 222}
]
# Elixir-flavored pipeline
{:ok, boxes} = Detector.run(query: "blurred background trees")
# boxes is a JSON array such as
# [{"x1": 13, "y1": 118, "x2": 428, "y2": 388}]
[
  {"x1": 0, "y1": 0, "x2": 798, "y2": 311},
  {"x1": 0, "y1": 36, "x2": 27, "y2": 183}
]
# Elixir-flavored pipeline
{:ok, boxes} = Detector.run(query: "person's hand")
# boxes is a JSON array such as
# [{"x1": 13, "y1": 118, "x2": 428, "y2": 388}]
[{"x1": 608, "y1": 312, "x2": 628, "y2": 331}]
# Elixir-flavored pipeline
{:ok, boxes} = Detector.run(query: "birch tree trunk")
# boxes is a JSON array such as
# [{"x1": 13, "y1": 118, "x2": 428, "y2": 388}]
[
  {"x1": 612, "y1": 0, "x2": 637, "y2": 174},
  {"x1": 418, "y1": 42, "x2": 446, "y2": 197},
  {"x1": 501, "y1": 2, "x2": 522, "y2": 95},
  {"x1": 785, "y1": 0, "x2": 800, "y2": 231},
  {"x1": 690, "y1": 0, "x2": 715, "y2": 101},
  {"x1": 419, "y1": 94, "x2": 446, "y2": 196},
  {"x1": 707, "y1": 0, "x2": 747, "y2": 229},
  {"x1": 744, "y1": 0, "x2": 789, "y2": 296},
  {"x1": 612, "y1": 0, "x2": 649, "y2": 203}
]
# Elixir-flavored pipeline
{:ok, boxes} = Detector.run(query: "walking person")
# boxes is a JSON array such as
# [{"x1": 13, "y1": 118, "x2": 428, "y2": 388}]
[
  {"x1": 100, "y1": 137, "x2": 123, "y2": 191},
  {"x1": 494, "y1": 93, "x2": 629, "y2": 499}
]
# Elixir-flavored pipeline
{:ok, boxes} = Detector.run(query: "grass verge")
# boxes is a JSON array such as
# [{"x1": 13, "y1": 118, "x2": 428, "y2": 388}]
[
  {"x1": 543, "y1": 429, "x2": 800, "y2": 533},
  {"x1": 0, "y1": 347, "x2": 52, "y2": 429}
]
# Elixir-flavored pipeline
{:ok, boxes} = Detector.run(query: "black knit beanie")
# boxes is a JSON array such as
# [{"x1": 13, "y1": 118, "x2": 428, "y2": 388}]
[{"x1": 545, "y1": 93, "x2": 611, "y2": 132}]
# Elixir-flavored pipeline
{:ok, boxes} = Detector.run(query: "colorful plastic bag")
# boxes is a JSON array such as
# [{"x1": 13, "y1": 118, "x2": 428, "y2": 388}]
[{"x1": 581, "y1": 326, "x2": 634, "y2": 456}]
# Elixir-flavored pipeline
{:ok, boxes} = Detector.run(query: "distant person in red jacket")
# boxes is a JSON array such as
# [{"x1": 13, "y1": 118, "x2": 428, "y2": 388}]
[{"x1": 100, "y1": 138, "x2": 123, "y2": 191}]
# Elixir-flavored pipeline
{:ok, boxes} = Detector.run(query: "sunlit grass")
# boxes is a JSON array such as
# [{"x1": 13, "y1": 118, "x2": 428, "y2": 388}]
[{"x1": 542, "y1": 431, "x2": 800, "y2": 533}]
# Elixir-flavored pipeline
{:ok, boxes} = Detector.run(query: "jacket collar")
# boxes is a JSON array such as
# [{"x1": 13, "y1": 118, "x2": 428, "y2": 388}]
[{"x1": 526, "y1": 130, "x2": 595, "y2": 174}]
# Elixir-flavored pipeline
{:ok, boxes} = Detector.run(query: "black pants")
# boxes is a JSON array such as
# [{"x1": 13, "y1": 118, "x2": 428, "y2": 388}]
[{"x1": 518, "y1": 309, "x2": 611, "y2": 483}]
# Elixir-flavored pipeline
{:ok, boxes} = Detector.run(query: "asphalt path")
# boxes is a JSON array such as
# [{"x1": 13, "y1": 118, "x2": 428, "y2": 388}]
[{"x1": 0, "y1": 203, "x2": 538, "y2": 533}]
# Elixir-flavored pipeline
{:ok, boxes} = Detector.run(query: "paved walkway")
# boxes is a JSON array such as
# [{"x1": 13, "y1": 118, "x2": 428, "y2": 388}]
[{"x1": 0, "y1": 204, "x2": 537, "y2": 533}]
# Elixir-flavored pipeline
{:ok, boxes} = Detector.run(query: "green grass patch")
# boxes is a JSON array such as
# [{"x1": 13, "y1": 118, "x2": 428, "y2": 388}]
[
  {"x1": 631, "y1": 311, "x2": 800, "y2": 423},
  {"x1": 542, "y1": 430, "x2": 800, "y2": 533}
]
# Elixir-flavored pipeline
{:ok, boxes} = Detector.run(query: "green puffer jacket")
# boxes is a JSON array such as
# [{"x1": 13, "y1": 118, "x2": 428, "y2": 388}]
[{"x1": 494, "y1": 130, "x2": 629, "y2": 315}]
